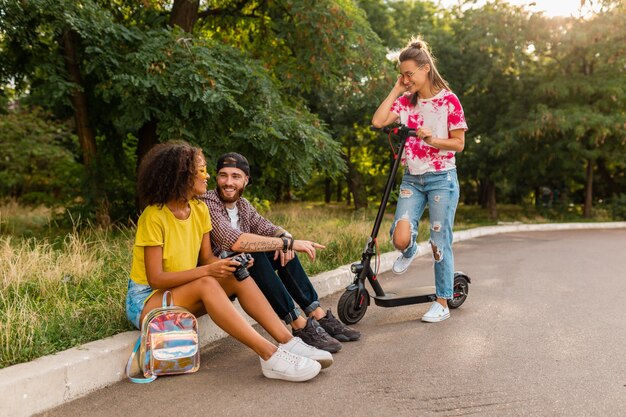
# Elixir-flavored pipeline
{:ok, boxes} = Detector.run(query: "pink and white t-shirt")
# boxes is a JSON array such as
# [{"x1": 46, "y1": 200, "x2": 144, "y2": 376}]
[{"x1": 390, "y1": 89, "x2": 467, "y2": 175}]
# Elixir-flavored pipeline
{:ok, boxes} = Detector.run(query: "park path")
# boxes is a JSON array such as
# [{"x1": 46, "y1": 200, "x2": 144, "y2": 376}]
[{"x1": 38, "y1": 229, "x2": 626, "y2": 417}]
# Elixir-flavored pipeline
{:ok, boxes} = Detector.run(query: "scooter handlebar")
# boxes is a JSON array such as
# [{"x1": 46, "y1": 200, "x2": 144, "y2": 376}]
[{"x1": 370, "y1": 124, "x2": 417, "y2": 137}]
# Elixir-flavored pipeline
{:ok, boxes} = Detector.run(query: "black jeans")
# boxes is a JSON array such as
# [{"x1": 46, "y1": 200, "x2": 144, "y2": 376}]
[{"x1": 248, "y1": 252, "x2": 320, "y2": 324}]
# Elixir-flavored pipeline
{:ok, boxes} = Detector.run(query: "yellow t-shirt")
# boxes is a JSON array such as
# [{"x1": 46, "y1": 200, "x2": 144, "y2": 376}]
[{"x1": 130, "y1": 199, "x2": 212, "y2": 285}]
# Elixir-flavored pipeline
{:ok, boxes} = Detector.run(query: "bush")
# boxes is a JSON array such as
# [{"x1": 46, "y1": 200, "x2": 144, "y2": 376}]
[
  {"x1": 0, "y1": 108, "x2": 84, "y2": 207},
  {"x1": 611, "y1": 194, "x2": 626, "y2": 220}
]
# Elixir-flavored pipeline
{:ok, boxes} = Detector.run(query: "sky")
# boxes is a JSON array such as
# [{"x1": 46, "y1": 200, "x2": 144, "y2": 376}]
[
  {"x1": 438, "y1": 0, "x2": 592, "y2": 17},
  {"x1": 503, "y1": 0, "x2": 589, "y2": 17}
]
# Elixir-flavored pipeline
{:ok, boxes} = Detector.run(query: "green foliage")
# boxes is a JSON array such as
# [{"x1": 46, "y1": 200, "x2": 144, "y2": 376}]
[
  {"x1": 202, "y1": 0, "x2": 390, "y2": 202},
  {"x1": 0, "y1": 0, "x2": 349, "y2": 215},
  {"x1": 1, "y1": 0, "x2": 625, "y2": 219},
  {"x1": 358, "y1": 0, "x2": 443, "y2": 50},
  {"x1": 517, "y1": 6, "x2": 626, "y2": 214},
  {"x1": 611, "y1": 194, "x2": 626, "y2": 220},
  {"x1": 0, "y1": 109, "x2": 84, "y2": 206}
]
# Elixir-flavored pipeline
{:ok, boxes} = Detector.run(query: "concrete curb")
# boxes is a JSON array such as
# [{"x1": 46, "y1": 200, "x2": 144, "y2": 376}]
[{"x1": 2, "y1": 221, "x2": 625, "y2": 416}]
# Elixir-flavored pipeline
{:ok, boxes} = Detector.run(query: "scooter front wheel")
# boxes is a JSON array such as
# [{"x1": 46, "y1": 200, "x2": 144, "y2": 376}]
[{"x1": 338, "y1": 288, "x2": 370, "y2": 325}]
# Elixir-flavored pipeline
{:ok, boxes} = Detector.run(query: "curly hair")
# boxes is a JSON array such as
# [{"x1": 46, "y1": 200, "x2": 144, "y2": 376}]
[{"x1": 137, "y1": 141, "x2": 204, "y2": 209}]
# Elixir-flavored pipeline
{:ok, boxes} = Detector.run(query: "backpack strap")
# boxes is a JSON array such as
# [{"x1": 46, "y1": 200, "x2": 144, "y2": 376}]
[
  {"x1": 126, "y1": 336, "x2": 157, "y2": 383},
  {"x1": 162, "y1": 290, "x2": 174, "y2": 307}
]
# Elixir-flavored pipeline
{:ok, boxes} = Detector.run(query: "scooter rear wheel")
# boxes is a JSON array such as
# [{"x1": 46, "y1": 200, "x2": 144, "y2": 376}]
[
  {"x1": 338, "y1": 288, "x2": 369, "y2": 325},
  {"x1": 448, "y1": 275, "x2": 469, "y2": 309}
]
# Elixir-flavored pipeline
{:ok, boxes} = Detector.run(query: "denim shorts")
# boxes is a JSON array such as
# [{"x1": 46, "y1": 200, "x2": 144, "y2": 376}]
[{"x1": 125, "y1": 279, "x2": 157, "y2": 329}]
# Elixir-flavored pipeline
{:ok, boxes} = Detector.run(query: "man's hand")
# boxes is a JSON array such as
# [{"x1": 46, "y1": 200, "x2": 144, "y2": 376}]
[
  {"x1": 293, "y1": 240, "x2": 325, "y2": 262},
  {"x1": 273, "y1": 248, "x2": 295, "y2": 267},
  {"x1": 273, "y1": 239, "x2": 325, "y2": 266}
]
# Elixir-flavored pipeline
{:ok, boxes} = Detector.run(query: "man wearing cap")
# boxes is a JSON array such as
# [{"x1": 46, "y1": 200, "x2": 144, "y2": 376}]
[{"x1": 199, "y1": 152, "x2": 360, "y2": 353}]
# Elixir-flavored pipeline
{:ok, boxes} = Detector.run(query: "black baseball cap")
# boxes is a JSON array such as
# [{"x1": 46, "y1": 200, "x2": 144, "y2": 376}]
[{"x1": 216, "y1": 152, "x2": 250, "y2": 177}]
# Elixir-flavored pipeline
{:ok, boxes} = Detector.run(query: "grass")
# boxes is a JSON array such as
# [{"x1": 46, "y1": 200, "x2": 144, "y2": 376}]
[
  {"x1": 0, "y1": 199, "x2": 56, "y2": 237},
  {"x1": 265, "y1": 202, "x2": 427, "y2": 275},
  {"x1": 0, "y1": 198, "x2": 616, "y2": 368},
  {"x1": 0, "y1": 212, "x2": 134, "y2": 368}
]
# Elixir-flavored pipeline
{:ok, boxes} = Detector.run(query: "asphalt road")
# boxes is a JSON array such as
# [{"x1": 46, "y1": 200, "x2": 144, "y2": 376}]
[{"x1": 38, "y1": 229, "x2": 626, "y2": 417}]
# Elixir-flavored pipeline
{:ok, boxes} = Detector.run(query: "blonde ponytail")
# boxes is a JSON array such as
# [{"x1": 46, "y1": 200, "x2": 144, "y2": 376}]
[{"x1": 398, "y1": 36, "x2": 450, "y2": 105}]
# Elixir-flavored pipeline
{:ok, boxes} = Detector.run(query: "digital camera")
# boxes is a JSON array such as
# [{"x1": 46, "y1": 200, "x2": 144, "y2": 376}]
[{"x1": 221, "y1": 251, "x2": 253, "y2": 281}]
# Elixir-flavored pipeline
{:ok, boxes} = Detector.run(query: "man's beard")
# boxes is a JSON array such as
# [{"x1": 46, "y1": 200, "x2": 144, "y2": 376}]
[{"x1": 217, "y1": 185, "x2": 244, "y2": 203}]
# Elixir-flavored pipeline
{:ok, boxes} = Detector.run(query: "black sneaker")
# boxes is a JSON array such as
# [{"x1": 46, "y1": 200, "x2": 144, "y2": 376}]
[
  {"x1": 292, "y1": 317, "x2": 342, "y2": 353},
  {"x1": 317, "y1": 309, "x2": 361, "y2": 342}
]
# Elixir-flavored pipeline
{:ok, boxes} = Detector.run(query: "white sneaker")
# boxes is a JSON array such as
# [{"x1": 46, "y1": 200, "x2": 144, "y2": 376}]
[
  {"x1": 392, "y1": 250, "x2": 417, "y2": 275},
  {"x1": 259, "y1": 347, "x2": 321, "y2": 382},
  {"x1": 421, "y1": 301, "x2": 450, "y2": 323},
  {"x1": 281, "y1": 336, "x2": 334, "y2": 369}
]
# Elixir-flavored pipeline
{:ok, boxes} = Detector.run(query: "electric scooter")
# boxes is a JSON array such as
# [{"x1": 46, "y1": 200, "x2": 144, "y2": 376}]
[{"x1": 337, "y1": 124, "x2": 471, "y2": 325}]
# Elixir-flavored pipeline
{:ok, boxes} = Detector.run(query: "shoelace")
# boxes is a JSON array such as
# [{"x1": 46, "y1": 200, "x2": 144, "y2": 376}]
[{"x1": 276, "y1": 347, "x2": 303, "y2": 368}]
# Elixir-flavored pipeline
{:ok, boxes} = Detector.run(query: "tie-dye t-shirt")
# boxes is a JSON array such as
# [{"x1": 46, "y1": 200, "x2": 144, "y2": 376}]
[{"x1": 390, "y1": 89, "x2": 467, "y2": 175}]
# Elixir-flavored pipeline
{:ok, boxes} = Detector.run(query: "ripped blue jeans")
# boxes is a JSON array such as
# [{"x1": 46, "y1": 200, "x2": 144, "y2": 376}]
[{"x1": 390, "y1": 169, "x2": 459, "y2": 299}]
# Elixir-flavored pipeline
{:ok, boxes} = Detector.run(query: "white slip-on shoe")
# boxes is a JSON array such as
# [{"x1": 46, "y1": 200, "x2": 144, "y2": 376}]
[
  {"x1": 421, "y1": 301, "x2": 450, "y2": 323},
  {"x1": 281, "y1": 336, "x2": 333, "y2": 369},
  {"x1": 259, "y1": 347, "x2": 321, "y2": 382},
  {"x1": 392, "y1": 250, "x2": 418, "y2": 275}
]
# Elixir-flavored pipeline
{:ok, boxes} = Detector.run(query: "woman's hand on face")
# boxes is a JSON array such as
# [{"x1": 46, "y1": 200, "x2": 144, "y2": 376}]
[
  {"x1": 392, "y1": 74, "x2": 407, "y2": 95},
  {"x1": 206, "y1": 258, "x2": 239, "y2": 279}
]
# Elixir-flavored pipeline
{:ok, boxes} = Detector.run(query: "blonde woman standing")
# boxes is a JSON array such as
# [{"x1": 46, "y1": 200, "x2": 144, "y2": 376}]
[{"x1": 372, "y1": 37, "x2": 468, "y2": 323}]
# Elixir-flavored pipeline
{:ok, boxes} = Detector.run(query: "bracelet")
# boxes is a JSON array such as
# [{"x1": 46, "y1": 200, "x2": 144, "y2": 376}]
[
  {"x1": 288, "y1": 236, "x2": 294, "y2": 250},
  {"x1": 280, "y1": 237, "x2": 289, "y2": 253}
]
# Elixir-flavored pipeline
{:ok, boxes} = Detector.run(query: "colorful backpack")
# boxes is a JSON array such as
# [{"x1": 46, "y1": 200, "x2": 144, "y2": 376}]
[{"x1": 126, "y1": 291, "x2": 200, "y2": 383}]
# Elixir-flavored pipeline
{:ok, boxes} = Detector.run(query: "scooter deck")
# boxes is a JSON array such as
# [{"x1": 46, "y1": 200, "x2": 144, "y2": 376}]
[{"x1": 372, "y1": 286, "x2": 437, "y2": 307}]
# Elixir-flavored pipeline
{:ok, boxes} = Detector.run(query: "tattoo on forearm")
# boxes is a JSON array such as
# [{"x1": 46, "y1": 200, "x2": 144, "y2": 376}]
[{"x1": 240, "y1": 240, "x2": 278, "y2": 252}]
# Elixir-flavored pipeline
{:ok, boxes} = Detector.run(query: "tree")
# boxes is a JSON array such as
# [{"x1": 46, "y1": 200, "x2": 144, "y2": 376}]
[
  {"x1": 200, "y1": 0, "x2": 390, "y2": 207},
  {"x1": 0, "y1": 109, "x2": 83, "y2": 206},
  {"x1": 0, "y1": 0, "x2": 347, "y2": 220},
  {"x1": 523, "y1": 3, "x2": 626, "y2": 217},
  {"x1": 440, "y1": 0, "x2": 541, "y2": 218}
]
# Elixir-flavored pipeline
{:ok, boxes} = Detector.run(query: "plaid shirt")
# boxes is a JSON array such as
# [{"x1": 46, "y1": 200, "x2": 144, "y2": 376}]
[{"x1": 198, "y1": 190, "x2": 282, "y2": 256}]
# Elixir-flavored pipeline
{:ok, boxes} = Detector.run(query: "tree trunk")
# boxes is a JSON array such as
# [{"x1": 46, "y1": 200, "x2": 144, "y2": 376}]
[
  {"x1": 136, "y1": 0, "x2": 200, "y2": 180},
  {"x1": 136, "y1": 119, "x2": 159, "y2": 170},
  {"x1": 283, "y1": 182, "x2": 292, "y2": 202},
  {"x1": 61, "y1": 29, "x2": 96, "y2": 167},
  {"x1": 479, "y1": 180, "x2": 486, "y2": 209},
  {"x1": 170, "y1": 0, "x2": 200, "y2": 31},
  {"x1": 61, "y1": 29, "x2": 111, "y2": 227},
  {"x1": 336, "y1": 179, "x2": 343, "y2": 203},
  {"x1": 324, "y1": 177, "x2": 332, "y2": 204},
  {"x1": 344, "y1": 151, "x2": 367, "y2": 210},
  {"x1": 596, "y1": 158, "x2": 615, "y2": 198},
  {"x1": 347, "y1": 166, "x2": 367, "y2": 210},
  {"x1": 584, "y1": 158, "x2": 593, "y2": 218},
  {"x1": 483, "y1": 180, "x2": 497, "y2": 220}
]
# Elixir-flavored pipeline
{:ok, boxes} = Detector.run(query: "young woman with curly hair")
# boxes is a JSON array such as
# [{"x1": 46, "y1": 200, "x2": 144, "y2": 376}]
[{"x1": 126, "y1": 141, "x2": 332, "y2": 381}]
